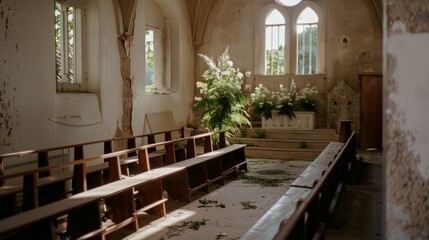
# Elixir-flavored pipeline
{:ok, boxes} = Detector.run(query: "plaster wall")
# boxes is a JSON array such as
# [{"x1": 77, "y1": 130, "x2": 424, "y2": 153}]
[
  {"x1": 0, "y1": 0, "x2": 57, "y2": 152},
  {"x1": 194, "y1": 0, "x2": 382, "y2": 129},
  {"x1": 325, "y1": 0, "x2": 383, "y2": 91},
  {"x1": 132, "y1": 0, "x2": 195, "y2": 135},
  {"x1": 385, "y1": 1, "x2": 429, "y2": 238},
  {"x1": 0, "y1": 0, "x2": 194, "y2": 155}
]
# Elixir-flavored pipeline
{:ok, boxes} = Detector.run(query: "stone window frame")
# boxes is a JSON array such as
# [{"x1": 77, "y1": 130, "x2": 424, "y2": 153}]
[
  {"x1": 144, "y1": 0, "x2": 172, "y2": 95},
  {"x1": 55, "y1": 0, "x2": 99, "y2": 93},
  {"x1": 254, "y1": 1, "x2": 325, "y2": 76}
]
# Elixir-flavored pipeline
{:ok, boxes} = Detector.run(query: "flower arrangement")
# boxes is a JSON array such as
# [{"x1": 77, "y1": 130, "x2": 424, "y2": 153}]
[
  {"x1": 276, "y1": 81, "x2": 297, "y2": 120},
  {"x1": 250, "y1": 84, "x2": 277, "y2": 119},
  {"x1": 296, "y1": 83, "x2": 320, "y2": 111},
  {"x1": 193, "y1": 48, "x2": 252, "y2": 142},
  {"x1": 250, "y1": 80, "x2": 321, "y2": 120}
]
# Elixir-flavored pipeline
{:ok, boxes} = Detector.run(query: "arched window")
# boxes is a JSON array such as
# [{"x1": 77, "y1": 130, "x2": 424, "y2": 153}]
[
  {"x1": 296, "y1": 7, "x2": 318, "y2": 75},
  {"x1": 256, "y1": 2, "x2": 323, "y2": 75},
  {"x1": 276, "y1": 0, "x2": 302, "y2": 7},
  {"x1": 265, "y1": 9, "x2": 286, "y2": 75}
]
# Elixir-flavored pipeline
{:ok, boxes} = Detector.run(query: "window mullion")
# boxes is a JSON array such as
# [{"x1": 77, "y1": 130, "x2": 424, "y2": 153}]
[
  {"x1": 302, "y1": 25, "x2": 305, "y2": 74},
  {"x1": 61, "y1": 7, "x2": 68, "y2": 82},
  {"x1": 276, "y1": 26, "x2": 280, "y2": 75},
  {"x1": 271, "y1": 26, "x2": 274, "y2": 75},
  {"x1": 309, "y1": 25, "x2": 312, "y2": 74}
]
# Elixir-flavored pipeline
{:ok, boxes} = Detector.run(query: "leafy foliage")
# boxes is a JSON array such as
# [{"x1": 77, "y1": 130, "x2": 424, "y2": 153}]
[
  {"x1": 193, "y1": 48, "x2": 252, "y2": 142},
  {"x1": 250, "y1": 80, "x2": 321, "y2": 119},
  {"x1": 296, "y1": 83, "x2": 321, "y2": 111},
  {"x1": 266, "y1": 45, "x2": 285, "y2": 75},
  {"x1": 250, "y1": 84, "x2": 277, "y2": 119},
  {"x1": 276, "y1": 81, "x2": 297, "y2": 120}
]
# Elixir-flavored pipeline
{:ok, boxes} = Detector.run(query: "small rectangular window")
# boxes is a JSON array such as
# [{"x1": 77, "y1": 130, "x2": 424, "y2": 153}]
[
  {"x1": 145, "y1": 28, "x2": 155, "y2": 93},
  {"x1": 55, "y1": 0, "x2": 85, "y2": 92},
  {"x1": 145, "y1": 27, "x2": 171, "y2": 94}
]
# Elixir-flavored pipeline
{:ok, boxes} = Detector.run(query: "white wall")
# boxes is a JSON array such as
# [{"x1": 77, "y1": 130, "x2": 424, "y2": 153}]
[
  {"x1": 0, "y1": 0, "x2": 194, "y2": 155},
  {"x1": 384, "y1": 5, "x2": 429, "y2": 238}
]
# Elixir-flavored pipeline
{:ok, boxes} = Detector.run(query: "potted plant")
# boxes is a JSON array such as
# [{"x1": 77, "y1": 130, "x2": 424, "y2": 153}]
[
  {"x1": 192, "y1": 48, "x2": 252, "y2": 146},
  {"x1": 296, "y1": 83, "x2": 321, "y2": 112},
  {"x1": 250, "y1": 83, "x2": 277, "y2": 119},
  {"x1": 250, "y1": 80, "x2": 320, "y2": 129},
  {"x1": 276, "y1": 81, "x2": 297, "y2": 120}
]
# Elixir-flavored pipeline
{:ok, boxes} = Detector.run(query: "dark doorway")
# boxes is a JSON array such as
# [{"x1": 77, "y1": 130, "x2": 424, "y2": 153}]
[{"x1": 360, "y1": 74, "x2": 382, "y2": 149}]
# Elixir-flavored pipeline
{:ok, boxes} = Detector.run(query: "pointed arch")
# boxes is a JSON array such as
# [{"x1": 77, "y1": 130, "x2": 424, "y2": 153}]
[
  {"x1": 292, "y1": 1, "x2": 325, "y2": 74},
  {"x1": 254, "y1": 4, "x2": 290, "y2": 75}
]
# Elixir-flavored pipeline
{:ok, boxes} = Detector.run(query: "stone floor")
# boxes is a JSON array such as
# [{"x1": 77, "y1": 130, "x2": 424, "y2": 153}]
[
  {"x1": 325, "y1": 148, "x2": 383, "y2": 240},
  {"x1": 106, "y1": 149, "x2": 383, "y2": 240},
  {"x1": 108, "y1": 159, "x2": 310, "y2": 240}
]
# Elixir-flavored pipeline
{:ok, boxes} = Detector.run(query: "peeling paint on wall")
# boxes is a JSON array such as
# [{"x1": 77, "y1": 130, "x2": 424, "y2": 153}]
[
  {"x1": 385, "y1": 18, "x2": 429, "y2": 237},
  {"x1": 385, "y1": 53, "x2": 429, "y2": 239},
  {"x1": 386, "y1": 0, "x2": 429, "y2": 34},
  {"x1": 0, "y1": 0, "x2": 20, "y2": 148}
]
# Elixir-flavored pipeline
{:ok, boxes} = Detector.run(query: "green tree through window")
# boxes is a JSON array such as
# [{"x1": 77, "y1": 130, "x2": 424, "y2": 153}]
[
  {"x1": 265, "y1": 9, "x2": 285, "y2": 75},
  {"x1": 145, "y1": 29, "x2": 155, "y2": 93},
  {"x1": 55, "y1": 1, "x2": 76, "y2": 83},
  {"x1": 296, "y1": 7, "x2": 318, "y2": 75}
]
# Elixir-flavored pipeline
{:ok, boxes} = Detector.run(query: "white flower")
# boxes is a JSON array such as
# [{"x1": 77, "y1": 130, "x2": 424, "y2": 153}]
[
  {"x1": 245, "y1": 71, "x2": 251, "y2": 77},
  {"x1": 237, "y1": 72, "x2": 243, "y2": 79},
  {"x1": 227, "y1": 60, "x2": 233, "y2": 67},
  {"x1": 194, "y1": 96, "x2": 202, "y2": 101}
]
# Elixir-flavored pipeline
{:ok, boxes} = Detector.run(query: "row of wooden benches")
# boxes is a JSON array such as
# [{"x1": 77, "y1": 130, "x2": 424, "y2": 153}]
[
  {"x1": 241, "y1": 131, "x2": 356, "y2": 240},
  {"x1": 0, "y1": 130, "x2": 247, "y2": 239},
  {"x1": 0, "y1": 128, "x2": 194, "y2": 218}
]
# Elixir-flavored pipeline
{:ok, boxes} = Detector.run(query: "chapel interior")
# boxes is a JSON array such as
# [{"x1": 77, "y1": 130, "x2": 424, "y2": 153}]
[{"x1": 0, "y1": 0, "x2": 428, "y2": 239}]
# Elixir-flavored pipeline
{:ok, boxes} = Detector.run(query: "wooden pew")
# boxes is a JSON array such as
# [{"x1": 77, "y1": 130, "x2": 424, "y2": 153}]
[
  {"x1": 0, "y1": 138, "x2": 114, "y2": 218},
  {"x1": 113, "y1": 128, "x2": 184, "y2": 173},
  {"x1": 0, "y1": 131, "x2": 247, "y2": 240},
  {"x1": 0, "y1": 129, "x2": 185, "y2": 219},
  {"x1": 241, "y1": 132, "x2": 356, "y2": 240}
]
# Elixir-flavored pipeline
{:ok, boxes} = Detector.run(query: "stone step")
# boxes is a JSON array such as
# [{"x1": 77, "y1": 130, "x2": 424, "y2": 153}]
[
  {"x1": 236, "y1": 128, "x2": 339, "y2": 141},
  {"x1": 244, "y1": 147, "x2": 322, "y2": 161},
  {"x1": 232, "y1": 128, "x2": 339, "y2": 161},
  {"x1": 230, "y1": 138, "x2": 331, "y2": 149}
]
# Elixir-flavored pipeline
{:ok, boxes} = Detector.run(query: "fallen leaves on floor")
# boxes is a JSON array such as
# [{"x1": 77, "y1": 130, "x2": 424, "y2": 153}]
[
  {"x1": 240, "y1": 201, "x2": 257, "y2": 210},
  {"x1": 160, "y1": 219, "x2": 208, "y2": 239},
  {"x1": 198, "y1": 199, "x2": 226, "y2": 208}
]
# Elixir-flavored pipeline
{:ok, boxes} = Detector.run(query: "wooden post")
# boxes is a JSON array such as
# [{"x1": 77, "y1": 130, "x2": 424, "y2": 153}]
[
  {"x1": 107, "y1": 156, "x2": 122, "y2": 182},
  {"x1": 0, "y1": 157, "x2": 4, "y2": 186},
  {"x1": 72, "y1": 163, "x2": 87, "y2": 194},
  {"x1": 164, "y1": 142, "x2": 176, "y2": 166},
  {"x1": 72, "y1": 146, "x2": 87, "y2": 194},
  {"x1": 22, "y1": 173, "x2": 38, "y2": 211},
  {"x1": 137, "y1": 149, "x2": 150, "y2": 172},
  {"x1": 147, "y1": 134, "x2": 156, "y2": 153},
  {"x1": 186, "y1": 138, "x2": 196, "y2": 158},
  {"x1": 38, "y1": 151, "x2": 50, "y2": 178},
  {"x1": 104, "y1": 140, "x2": 113, "y2": 154},
  {"x1": 74, "y1": 146, "x2": 84, "y2": 160},
  {"x1": 127, "y1": 138, "x2": 137, "y2": 157},
  {"x1": 219, "y1": 131, "x2": 227, "y2": 148},
  {"x1": 165, "y1": 131, "x2": 172, "y2": 141},
  {"x1": 204, "y1": 135, "x2": 213, "y2": 153}
]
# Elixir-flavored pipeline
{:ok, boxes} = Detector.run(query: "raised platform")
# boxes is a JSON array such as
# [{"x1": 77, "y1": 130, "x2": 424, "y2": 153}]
[{"x1": 231, "y1": 128, "x2": 339, "y2": 160}]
